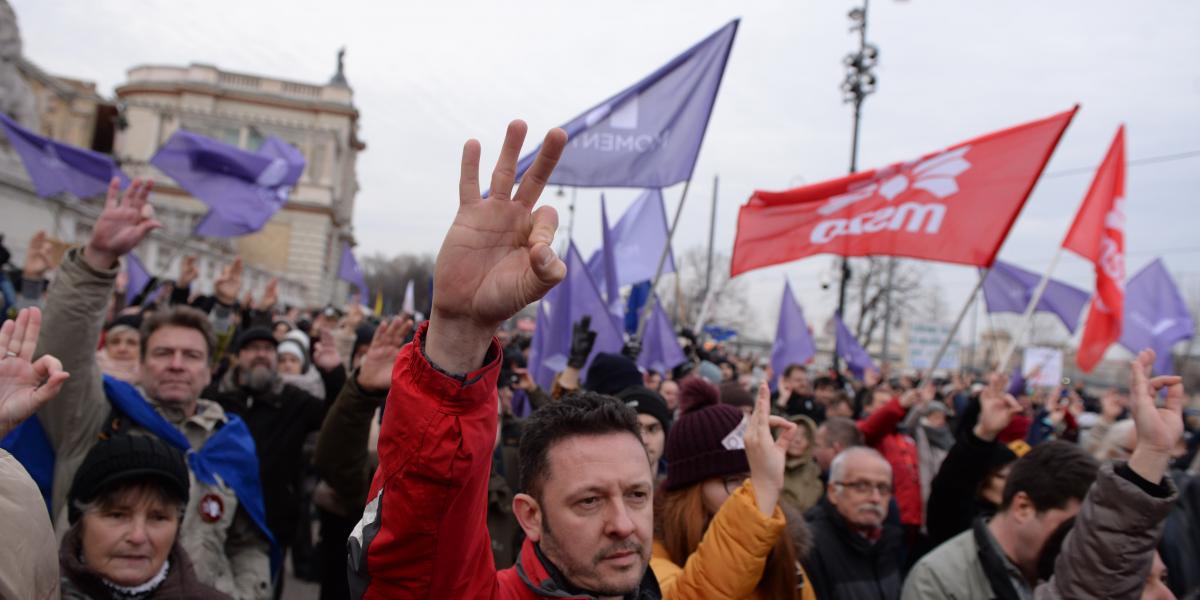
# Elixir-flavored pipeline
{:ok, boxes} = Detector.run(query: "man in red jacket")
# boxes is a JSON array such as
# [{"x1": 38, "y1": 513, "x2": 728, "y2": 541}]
[{"x1": 346, "y1": 121, "x2": 661, "y2": 599}]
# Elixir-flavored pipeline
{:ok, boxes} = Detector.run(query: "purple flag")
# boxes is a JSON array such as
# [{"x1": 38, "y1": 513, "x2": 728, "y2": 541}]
[
  {"x1": 150, "y1": 130, "x2": 305, "y2": 237},
  {"x1": 834, "y1": 312, "x2": 877, "y2": 380},
  {"x1": 1119, "y1": 259, "x2": 1195, "y2": 375},
  {"x1": 588, "y1": 189, "x2": 677, "y2": 287},
  {"x1": 0, "y1": 112, "x2": 128, "y2": 198},
  {"x1": 770, "y1": 281, "x2": 816, "y2": 379},
  {"x1": 530, "y1": 242, "x2": 625, "y2": 389},
  {"x1": 638, "y1": 296, "x2": 687, "y2": 374},
  {"x1": 599, "y1": 195, "x2": 622, "y2": 317},
  {"x1": 125, "y1": 253, "x2": 151, "y2": 306},
  {"x1": 512, "y1": 20, "x2": 737, "y2": 188},
  {"x1": 338, "y1": 243, "x2": 368, "y2": 298},
  {"x1": 528, "y1": 302, "x2": 557, "y2": 391},
  {"x1": 982, "y1": 260, "x2": 1091, "y2": 333}
]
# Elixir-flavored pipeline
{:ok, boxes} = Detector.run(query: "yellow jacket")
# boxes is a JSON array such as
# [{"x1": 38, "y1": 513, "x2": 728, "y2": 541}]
[{"x1": 651, "y1": 479, "x2": 817, "y2": 600}]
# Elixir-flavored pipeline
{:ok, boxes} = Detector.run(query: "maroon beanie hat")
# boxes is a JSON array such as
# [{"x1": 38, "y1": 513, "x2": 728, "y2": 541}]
[{"x1": 664, "y1": 377, "x2": 750, "y2": 491}]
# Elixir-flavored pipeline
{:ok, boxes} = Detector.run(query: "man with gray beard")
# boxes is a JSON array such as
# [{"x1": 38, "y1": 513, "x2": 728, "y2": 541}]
[
  {"x1": 803, "y1": 446, "x2": 904, "y2": 600},
  {"x1": 208, "y1": 326, "x2": 346, "y2": 594}
]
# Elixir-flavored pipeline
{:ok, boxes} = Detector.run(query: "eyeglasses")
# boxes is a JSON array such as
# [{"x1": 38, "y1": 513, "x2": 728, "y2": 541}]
[{"x1": 833, "y1": 480, "x2": 893, "y2": 496}]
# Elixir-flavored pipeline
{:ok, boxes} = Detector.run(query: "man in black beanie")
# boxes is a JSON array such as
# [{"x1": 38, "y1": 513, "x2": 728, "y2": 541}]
[{"x1": 618, "y1": 386, "x2": 672, "y2": 479}]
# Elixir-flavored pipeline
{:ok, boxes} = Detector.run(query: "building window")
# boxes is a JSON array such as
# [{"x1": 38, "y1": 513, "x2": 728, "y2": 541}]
[
  {"x1": 309, "y1": 142, "x2": 326, "y2": 183},
  {"x1": 247, "y1": 126, "x2": 264, "y2": 151}
]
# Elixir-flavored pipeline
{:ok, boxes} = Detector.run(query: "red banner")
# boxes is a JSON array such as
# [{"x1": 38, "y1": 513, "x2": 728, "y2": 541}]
[
  {"x1": 730, "y1": 107, "x2": 1078, "y2": 277},
  {"x1": 1065, "y1": 126, "x2": 1126, "y2": 371}
]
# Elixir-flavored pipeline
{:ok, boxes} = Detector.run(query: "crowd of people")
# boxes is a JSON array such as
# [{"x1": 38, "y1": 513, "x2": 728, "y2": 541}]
[{"x1": 0, "y1": 120, "x2": 1197, "y2": 600}]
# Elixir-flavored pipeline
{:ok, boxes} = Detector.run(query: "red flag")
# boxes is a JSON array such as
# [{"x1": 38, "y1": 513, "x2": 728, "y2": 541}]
[
  {"x1": 730, "y1": 108, "x2": 1078, "y2": 276},
  {"x1": 1064, "y1": 126, "x2": 1126, "y2": 371}
]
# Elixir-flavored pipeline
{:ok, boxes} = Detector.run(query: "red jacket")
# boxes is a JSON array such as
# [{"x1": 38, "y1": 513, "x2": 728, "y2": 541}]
[
  {"x1": 857, "y1": 397, "x2": 922, "y2": 527},
  {"x1": 348, "y1": 323, "x2": 661, "y2": 599}
]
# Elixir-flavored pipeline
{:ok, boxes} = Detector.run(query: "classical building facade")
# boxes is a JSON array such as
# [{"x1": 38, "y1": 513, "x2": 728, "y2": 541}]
[
  {"x1": 0, "y1": 0, "x2": 362, "y2": 307},
  {"x1": 114, "y1": 60, "x2": 364, "y2": 305}
]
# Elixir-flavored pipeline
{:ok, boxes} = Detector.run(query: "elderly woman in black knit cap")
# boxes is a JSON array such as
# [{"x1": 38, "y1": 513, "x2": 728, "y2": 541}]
[{"x1": 60, "y1": 434, "x2": 229, "y2": 599}]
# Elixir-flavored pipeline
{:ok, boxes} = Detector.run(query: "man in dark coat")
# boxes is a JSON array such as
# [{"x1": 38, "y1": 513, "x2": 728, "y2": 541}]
[
  {"x1": 803, "y1": 446, "x2": 904, "y2": 600},
  {"x1": 206, "y1": 326, "x2": 345, "y2": 585}
]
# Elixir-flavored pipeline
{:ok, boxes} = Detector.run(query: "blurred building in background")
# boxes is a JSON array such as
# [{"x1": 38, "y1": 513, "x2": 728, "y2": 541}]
[{"x1": 0, "y1": 1, "x2": 363, "y2": 306}]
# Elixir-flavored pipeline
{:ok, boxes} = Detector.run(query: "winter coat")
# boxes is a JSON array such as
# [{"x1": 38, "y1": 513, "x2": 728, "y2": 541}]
[
  {"x1": 857, "y1": 397, "x2": 922, "y2": 527},
  {"x1": 313, "y1": 372, "x2": 386, "y2": 515},
  {"x1": 1035, "y1": 461, "x2": 1178, "y2": 599},
  {"x1": 208, "y1": 364, "x2": 343, "y2": 550},
  {"x1": 1159, "y1": 470, "x2": 1200, "y2": 597},
  {"x1": 651, "y1": 479, "x2": 815, "y2": 600},
  {"x1": 0, "y1": 449, "x2": 59, "y2": 600},
  {"x1": 346, "y1": 323, "x2": 662, "y2": 599},
  {"x1": 923, "y1": 430, "x2": 1010, "y2": 550},
  {"x1": 60, "y1": 524, "x2": 231, "y2": 599},
  {"x1": 903, "y1": 462, "x2": 1179, "y2": 600},
  {"x1": 802, "y1": 497, "x2": 904, "y2": 600},
  {"x1": 33, "y1": 248, "x2": 271, "y2": 600},
  {"x1": 781, "y1": 415, "x2": 824, "y2": 514}
]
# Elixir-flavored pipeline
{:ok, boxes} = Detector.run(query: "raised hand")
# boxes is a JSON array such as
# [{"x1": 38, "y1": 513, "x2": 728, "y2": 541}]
[
  {"x1": 1127, "y1": 349, "x2": 1185, "y2": 484},
  {"x1": 356, "y1": 317, "x2": 415, "y2": 392},
  {"x1": 256, "y1": 278, "x2": 279, "y2": 311},
  {"x1": 84, "y1": 178, "x2": 159, "y2": 271},
  {"x1": 22, "y1": 231, "x2": 55, "y2": 279},
  {"x1": 214, "y1": 258, "x2": 243, "y2": 305},
  {"x1": 974, "y1": 371, "x2": 1022, "y2": 442},
  {"x1": 178, "y1": 255, "x2": 199, "y2": 289},
  {"x1": 0, "y1": 308, "x2": 70, "y2": 438},
  {"x1": 426, "y1": 120, "x2": 567, "y2": 373},
  {"x1": 745, "y1": 381, "x2": 798, "y2": 515},
  {"x1": 1100, "y1": 390, "x2": 1125, "y2": 423},
  {"x1": 312, "y1": 328, "x2": 343, "y2": 373}
]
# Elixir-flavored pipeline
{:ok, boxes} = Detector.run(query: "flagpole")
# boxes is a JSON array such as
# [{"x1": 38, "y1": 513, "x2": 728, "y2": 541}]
[
  {"x1": 634, "y1": 179, "x2": 691, "y2": 343},
  {"x1": 694, "y1": 173, "x2": 719, "y2": 337},
  {"x1": 704, "y1": 174, "x2": 718, "y2": 301},
  {"x1": 835, "y1": 0, "x2": 878, "y2": 373},
  {"x1": 997, "y1": 247, "x2": 1066, "y2": 373},
  {"x1": 929, "y1": 268, "x2": 990, "y2": 374}
]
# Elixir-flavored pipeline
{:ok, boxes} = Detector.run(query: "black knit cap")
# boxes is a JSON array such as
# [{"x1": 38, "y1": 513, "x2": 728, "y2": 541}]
[
  {"x1": 584, "y1": 352, "x2": 643, "y2": 396},
  {"x1": 664, "y1": 377, "x2": 750, "y2": 491},
  {"x1": 617, "y1": 386, "x2": 672, "y2": 433},
  {"x1": 105, "y1": 313, "x2": 143, "y2": 334},
  {"x1": 67, "y1": 434, "x2": 190, "y2": 524},
  {"x1": 233, "y1": 327, "x2": 278, "y2": 353}
]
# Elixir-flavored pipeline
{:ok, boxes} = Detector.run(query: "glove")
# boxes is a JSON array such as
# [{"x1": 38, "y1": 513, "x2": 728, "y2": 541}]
[
  {"x1": 567, "y1": 316, "x2": 597, "y2": 369},
  {"x1": 621, "y1": 339, "x2": 642, "y2": 361}
]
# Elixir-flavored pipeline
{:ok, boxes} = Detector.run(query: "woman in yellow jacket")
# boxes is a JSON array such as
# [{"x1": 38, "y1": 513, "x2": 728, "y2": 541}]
[{"x1": 652, "y1": 377, "x2": 817, "y2": 600}]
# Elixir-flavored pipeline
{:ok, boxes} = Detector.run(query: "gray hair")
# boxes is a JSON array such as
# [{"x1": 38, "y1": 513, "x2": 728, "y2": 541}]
[{"x1": 829, "y1": 446, "x2": 891, "y2": 484}]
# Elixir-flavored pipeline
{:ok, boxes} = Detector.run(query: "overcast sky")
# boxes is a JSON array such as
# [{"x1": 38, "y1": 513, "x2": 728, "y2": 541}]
[{"x1": 14, "y1": 0, "x2": 1200, "y2": 345}]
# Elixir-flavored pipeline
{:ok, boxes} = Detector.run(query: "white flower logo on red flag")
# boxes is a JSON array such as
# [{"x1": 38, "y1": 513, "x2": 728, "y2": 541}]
[{"x1": 818, "y1": 146, "x2": 972, "y2": 215}]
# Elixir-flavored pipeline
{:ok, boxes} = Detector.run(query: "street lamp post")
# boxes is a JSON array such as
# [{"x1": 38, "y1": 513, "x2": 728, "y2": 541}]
[{"x1": 835, "y1": 1, "x2": 879, "y2": 373}]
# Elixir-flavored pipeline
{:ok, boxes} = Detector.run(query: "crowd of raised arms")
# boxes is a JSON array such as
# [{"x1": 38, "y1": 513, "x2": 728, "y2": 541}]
[{"x1": 1, "y1": 121, "x2": 1197, "y2": 600}]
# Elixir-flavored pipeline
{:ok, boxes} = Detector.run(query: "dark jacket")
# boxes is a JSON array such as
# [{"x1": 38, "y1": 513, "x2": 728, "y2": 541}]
[
  {"x1": 60, "y1": 525, "x2": 231, "y2": 599},
  {"x1": 313, "y1": 371, "x2": 385, "y2": 513},
  {"x1": 924, "y1": 430, "x2": 1011, "y2": 550},
  {"x1": 778, "y1": 391, "x2": 826, "y2": 424},
  {"x1": 1159, "y1": 470, "x2": 1200, "y2": 597},
  {"x1": 803, "y1": 497, "x2": 903, "y2": 600},
  {"x1": 208, "y1": 365, "x2": 344, "y2": 547}
]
